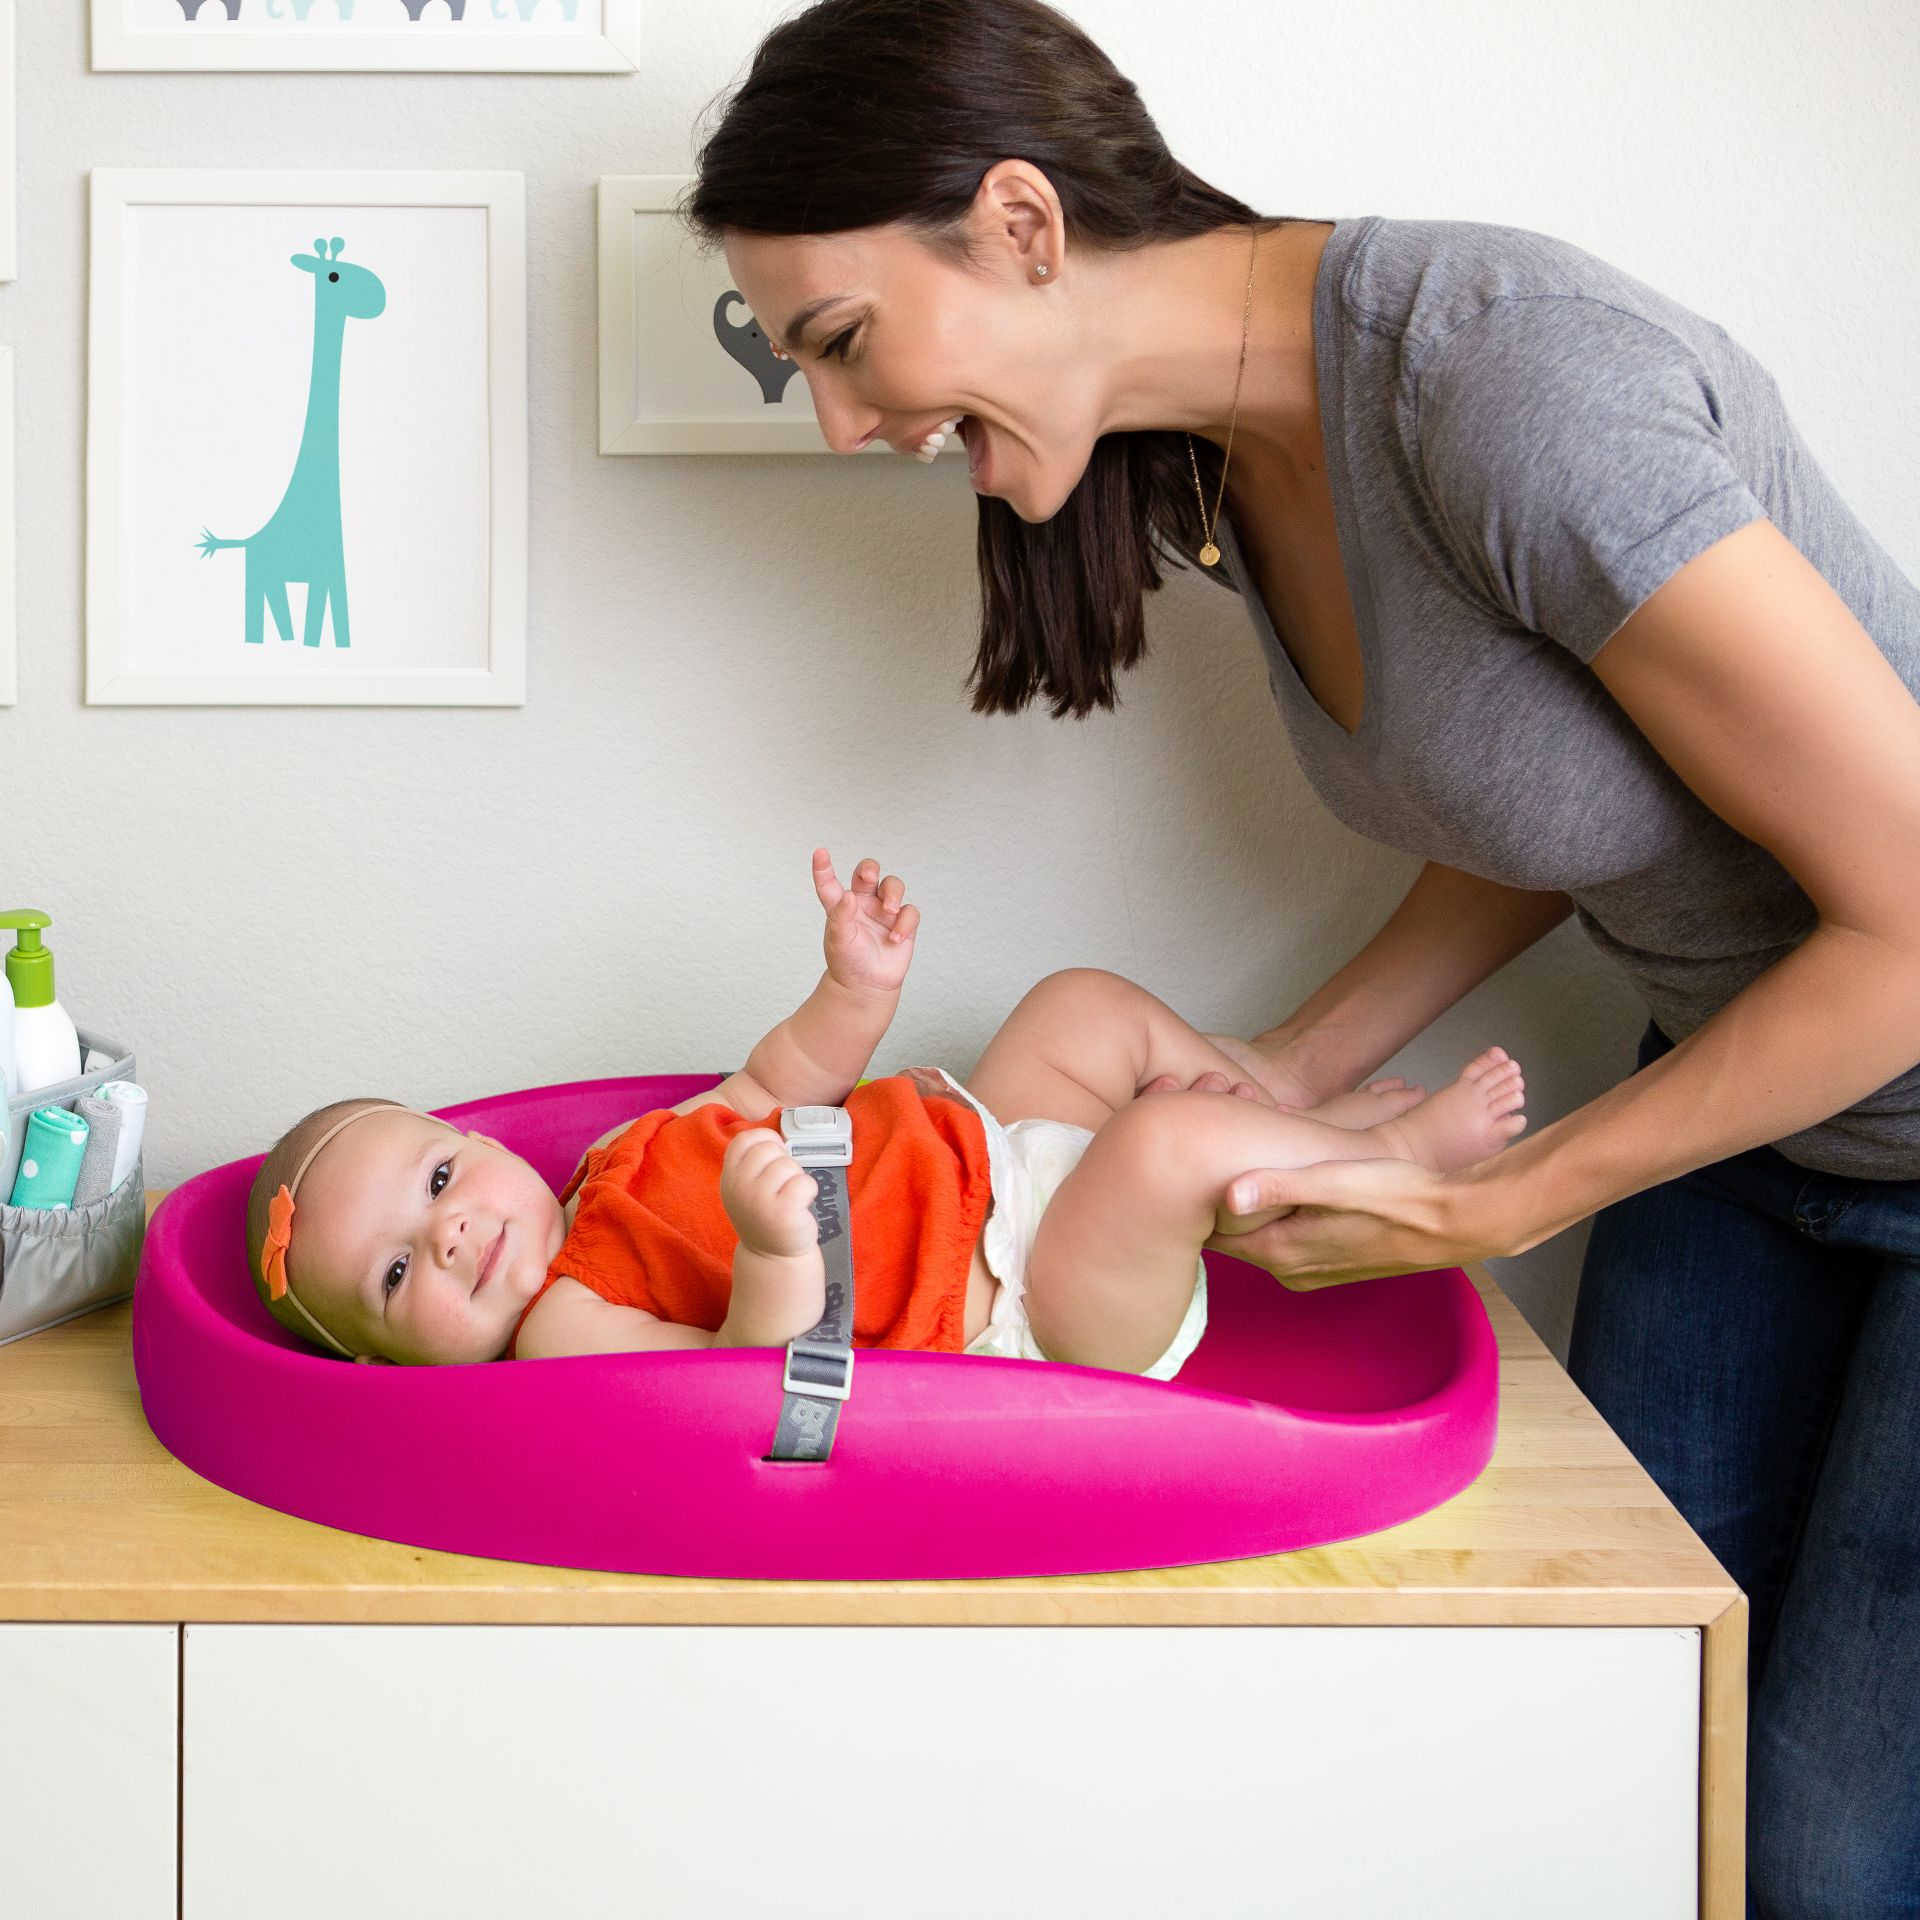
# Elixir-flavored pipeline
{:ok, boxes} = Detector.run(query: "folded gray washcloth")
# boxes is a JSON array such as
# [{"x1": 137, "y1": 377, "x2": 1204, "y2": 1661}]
[{"x1": 70, "y1": 1095, "x2": 123, "y2": 1208}]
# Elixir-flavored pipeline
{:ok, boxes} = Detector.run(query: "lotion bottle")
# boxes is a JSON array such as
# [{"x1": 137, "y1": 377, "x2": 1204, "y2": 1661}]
[
  {"x1": 0, "y1": 960, "x2": 16, "y2": 1100},
  {"x1": 0, "y1": 911, "x2": 82, "y2": 1094}
]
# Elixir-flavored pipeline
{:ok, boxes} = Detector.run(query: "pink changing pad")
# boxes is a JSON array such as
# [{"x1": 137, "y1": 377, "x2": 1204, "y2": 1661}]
[{"x1": 132, "y1": 1073, "x2": 1498, "y2": 1580}]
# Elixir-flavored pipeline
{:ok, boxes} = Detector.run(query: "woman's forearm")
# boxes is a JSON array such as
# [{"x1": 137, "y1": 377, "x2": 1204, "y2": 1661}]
[
  {"x1": 1485, "y1": 918, "x2": 1920, "y2": 1254},
  {"x1": 745, "y1": 972, "x2": 899, "y2": 1105},
  {"x1": 1257, "y1": 861, "x2": 1574, "y2": 1098}
]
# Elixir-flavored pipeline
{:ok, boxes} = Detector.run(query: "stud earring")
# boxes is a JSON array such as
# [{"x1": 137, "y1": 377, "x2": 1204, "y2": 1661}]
[{"x1": 1035, "y1": 264, "x2": 1049, "y2": 278}]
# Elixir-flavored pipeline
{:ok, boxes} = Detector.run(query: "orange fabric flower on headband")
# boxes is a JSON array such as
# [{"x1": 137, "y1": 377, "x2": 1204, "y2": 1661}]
[{"x1": 261, "y1": 1184, "x2": 296, "y2": 1300}]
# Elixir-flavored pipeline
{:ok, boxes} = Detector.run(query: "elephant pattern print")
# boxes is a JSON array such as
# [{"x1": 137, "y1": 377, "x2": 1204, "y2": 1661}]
[
  {"x1": 714, "y1": 292, "x2": 802, "y2": 405},
  {"x1": 177, "y1": 1, "x2": 482, "y2": 18},
  {"x1": 174, "y1": 0, "x2": 590, "y2": 17},
  {"x1": 196, "y1": 237, "x2": 387, "y2": 649}
]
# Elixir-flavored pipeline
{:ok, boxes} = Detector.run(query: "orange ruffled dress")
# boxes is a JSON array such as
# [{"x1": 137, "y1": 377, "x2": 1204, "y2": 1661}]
[{"x1": 509, "y1": 1071, "x2": 994, "y2": 1359}]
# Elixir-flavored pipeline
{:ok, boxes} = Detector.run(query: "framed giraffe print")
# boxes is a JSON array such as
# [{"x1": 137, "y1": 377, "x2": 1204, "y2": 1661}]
[
  {"x1": 86, "y1": 169, "x2": 527, "y2": 705},
  {"x1": 597, "y1": 174, "x2": 962, "y2": 458},
  {"x1": 91, "y1": 0, "x2": 639, "y2": 74}
]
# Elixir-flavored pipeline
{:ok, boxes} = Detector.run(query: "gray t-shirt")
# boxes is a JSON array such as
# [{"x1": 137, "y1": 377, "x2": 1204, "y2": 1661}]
[{"x1": 1215, "y1": 215, "x2": 1920, "y2": 1179}]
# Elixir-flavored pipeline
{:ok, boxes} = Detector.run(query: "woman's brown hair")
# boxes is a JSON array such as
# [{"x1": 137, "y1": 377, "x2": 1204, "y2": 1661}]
[{"x1": 683, "y1": 0, "x2": 1294, "y2": 719}]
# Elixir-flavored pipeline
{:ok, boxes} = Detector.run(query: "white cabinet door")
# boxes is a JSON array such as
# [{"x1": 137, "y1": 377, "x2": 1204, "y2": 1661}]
[
  {"x1": 186, "y1": 1624, "x2": 1699, "y2": 1919},
  {"x1": 0, "y1": 1623, "x2": 177, "y2": 1919}
]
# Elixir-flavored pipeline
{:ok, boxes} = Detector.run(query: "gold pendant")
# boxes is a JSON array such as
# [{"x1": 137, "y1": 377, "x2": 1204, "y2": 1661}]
[{"x1": 1199, "y1": 541, "x2": 1220, "y2": 566}]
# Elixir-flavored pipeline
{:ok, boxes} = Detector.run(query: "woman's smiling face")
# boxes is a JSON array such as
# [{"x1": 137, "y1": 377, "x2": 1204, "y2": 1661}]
[{"x1": 723, "y1": 166, "x2": 1102, "y2": 522}]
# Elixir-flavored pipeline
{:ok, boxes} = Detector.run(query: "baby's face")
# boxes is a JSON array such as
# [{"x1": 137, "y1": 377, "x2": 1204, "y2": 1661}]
[{"x1": 289, "y1": 1108, "x2": 566, "y2": 1365}]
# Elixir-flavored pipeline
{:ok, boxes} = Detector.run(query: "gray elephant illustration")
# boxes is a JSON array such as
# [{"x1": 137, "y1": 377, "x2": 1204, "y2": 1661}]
[
  {"x1": 266, "y1": 0, "x2": 357, "y2": 17},
  {"x1": 494, "y1": 0, "x2": 580, "y2": 15},
  {"x1": 173, "y1": 0, "x2": 242, "y2": 17},
  {"x1": 401, "y1": 0, "x2": 468, "y2": 15},
  {"x1": 714, "y1": 292, "x2": 801, "y2": 405}
]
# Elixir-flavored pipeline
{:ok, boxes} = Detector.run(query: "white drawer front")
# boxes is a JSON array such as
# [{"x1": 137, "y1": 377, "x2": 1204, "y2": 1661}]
[
  {"x1": 186, "y1": 1624, "x2": 1699, "y2": 1919},
  {"x1": 0, "y1": 1622, "x2": 177, "y2": 1920}
]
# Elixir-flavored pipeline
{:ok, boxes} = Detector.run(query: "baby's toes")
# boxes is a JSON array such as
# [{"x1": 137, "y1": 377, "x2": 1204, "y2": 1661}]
[
  {"x1": 1458, "y1": 1046, "x2": 1512, "y2": 1084},
  {"x1": 1485, "y1": 1070, "x2": 1526, "y2": 1117},
  {"x1": 1495, "y1": 1110, "x2": 1528, "y2": 1140}
]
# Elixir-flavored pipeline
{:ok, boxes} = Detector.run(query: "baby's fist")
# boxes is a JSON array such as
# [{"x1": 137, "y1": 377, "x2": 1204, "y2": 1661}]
[{"x1": 720, "y1": 1128, "x2": 822, "y2": 1259}]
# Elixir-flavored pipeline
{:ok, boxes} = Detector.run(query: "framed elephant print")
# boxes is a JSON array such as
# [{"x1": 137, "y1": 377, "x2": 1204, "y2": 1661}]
[
  {"x1": 91, "y1": 0, "x2": 639, "y2": 73},
  {"x1": 86, "y1": 169, "x2": 526, "y2": 706},
  {"x1": 596, "y1": 174, "x2": 965, "y2": 459}
]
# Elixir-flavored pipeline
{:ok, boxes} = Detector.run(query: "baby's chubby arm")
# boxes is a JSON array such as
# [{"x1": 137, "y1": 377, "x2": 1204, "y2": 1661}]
[
  {"x1": 526, "y1": 851, "x2": 913, "y2": 1359},
  {"x1": 522, "y1": 1122, "x2": 827, "y2": 1358},
  {"x1": 727, "y1": 848, "x2": 921, "y2": 1112},
  {"x1": 558, "y1": 847, "x2": 918, "y2": 1171},
  {"x1": 711, "y1": 1127, "x2": 829, "y2": 1348}
]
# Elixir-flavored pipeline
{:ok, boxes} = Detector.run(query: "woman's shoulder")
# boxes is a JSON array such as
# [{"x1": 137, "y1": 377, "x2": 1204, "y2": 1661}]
[{"x1": 1334, "y1": 214, "x2": 1713, "y2": 365}]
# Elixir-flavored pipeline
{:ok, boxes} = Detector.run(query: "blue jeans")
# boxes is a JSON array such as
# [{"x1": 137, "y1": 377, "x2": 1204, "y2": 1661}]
[{"x1": 1567, "y1": 1018, "x2": 1920, "y2": 1920}]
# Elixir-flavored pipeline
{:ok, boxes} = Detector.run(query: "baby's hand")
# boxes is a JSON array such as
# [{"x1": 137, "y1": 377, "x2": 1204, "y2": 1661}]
[
  {"x1": 720, "y1": 1128, "x2": 823, "y2": 1259},
  {"x1": 812, "y1": 847, "x2": 919, "y2": 995}
]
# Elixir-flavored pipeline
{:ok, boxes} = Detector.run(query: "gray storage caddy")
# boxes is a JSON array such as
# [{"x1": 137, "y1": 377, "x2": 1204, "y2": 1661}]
[{"x1": 0, "y1": 1031, "x2": 145, "y2": 1347}]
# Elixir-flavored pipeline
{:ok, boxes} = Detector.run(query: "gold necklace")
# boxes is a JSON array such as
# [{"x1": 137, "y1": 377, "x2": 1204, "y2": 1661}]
[{"x1": 1185, "y1": 224, "x2": 1258, "y2": 566}]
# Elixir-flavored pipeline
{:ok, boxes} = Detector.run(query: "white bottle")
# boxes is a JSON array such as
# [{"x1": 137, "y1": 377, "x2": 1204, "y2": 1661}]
[
  {"x1": 0, "y1": 964, "x2": 17, "y2": 1101},
  {"x1": 1, "y1": 912, "x2": 82, "y2": 1095}
]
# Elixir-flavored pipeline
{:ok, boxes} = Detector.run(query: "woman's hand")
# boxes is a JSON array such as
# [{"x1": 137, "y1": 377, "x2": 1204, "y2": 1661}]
[
  {"x1": 1206, "y1": 1155, "x2": 1526, "y2": 1290},
  {"x1": 813, "y1": 848, "x2": 919, "y2": 995}
]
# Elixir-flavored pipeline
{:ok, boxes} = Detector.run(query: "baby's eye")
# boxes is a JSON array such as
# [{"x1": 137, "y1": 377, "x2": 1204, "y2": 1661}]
[
  {"x1": 430, "y1": 1160, "x2": 451, "y2": 1197},
  {"x1": 384, "y1": 1255, "x2": 407, "y2": 1295}
]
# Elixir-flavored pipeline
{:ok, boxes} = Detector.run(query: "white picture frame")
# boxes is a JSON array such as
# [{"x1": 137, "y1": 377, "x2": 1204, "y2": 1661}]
[
  {"x1": 90, "y1": 0, "x2": 639, "y2": 75},
  {"x1": 86, "y1": 168, "x2": 527, "y2": 707},
  {"x1": 597, "y1": 174, "x2": 962, "y2": 459},
  {"x1": 0, "y1": 349, "x2": 14, "y2": 705},
  {"x1": 0, "y1": 2, "x2": 17, "y2": 281}
]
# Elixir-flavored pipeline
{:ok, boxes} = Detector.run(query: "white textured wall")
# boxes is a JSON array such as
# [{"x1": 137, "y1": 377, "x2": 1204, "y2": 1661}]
[{"x1": 4, "y1": 1, "x2": 1915, "y2": 1359}]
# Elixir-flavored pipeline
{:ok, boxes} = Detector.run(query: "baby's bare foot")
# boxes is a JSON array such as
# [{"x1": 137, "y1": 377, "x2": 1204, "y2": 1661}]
[
  {"x1": 1369, "y1": 1048, "x2": 1526, "y2": 1175},
  {"x1": 1300, "y1": 1076, "x2": 1429, "y2": 1131}
]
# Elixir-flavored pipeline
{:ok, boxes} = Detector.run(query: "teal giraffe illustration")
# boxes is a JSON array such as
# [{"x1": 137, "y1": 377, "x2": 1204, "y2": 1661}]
[{"x1": 197, "y1": 237, "x2": 386, "y2": 648}]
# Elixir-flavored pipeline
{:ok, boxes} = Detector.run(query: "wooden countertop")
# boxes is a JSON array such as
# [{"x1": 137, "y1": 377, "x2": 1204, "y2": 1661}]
[{"x1": 0, "y1": 1195, "x2": 1741, "y2": 1631}]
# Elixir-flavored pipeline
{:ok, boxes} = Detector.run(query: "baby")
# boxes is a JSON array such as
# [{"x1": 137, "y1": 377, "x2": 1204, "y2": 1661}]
[{"x1": 245, "y1": 849, "x2": 1526, "y2": 1376}]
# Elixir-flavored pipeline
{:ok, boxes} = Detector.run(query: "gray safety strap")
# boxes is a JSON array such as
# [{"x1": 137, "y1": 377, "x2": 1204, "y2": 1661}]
[{"x1": 766, "y1": 1122, "x2": 854, "y2": 1464}]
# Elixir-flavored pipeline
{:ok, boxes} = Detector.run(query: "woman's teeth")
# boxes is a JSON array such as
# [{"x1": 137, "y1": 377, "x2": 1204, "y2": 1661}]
[{"x1": 914, "y1": 415, "x2": 965, "y2": 462}]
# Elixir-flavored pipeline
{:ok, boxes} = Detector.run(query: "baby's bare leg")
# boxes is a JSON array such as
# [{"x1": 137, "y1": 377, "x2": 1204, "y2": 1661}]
[
  {"x1": 966, "y1": 968, "x2": 1303, "y2": 1133},
  {"x1": 1019, "y1": 1091, "x2": 1403, "y2": 1371},
  {"x1": 1022, "y1": 1078, "x2": 1522, "y2": 1372}
]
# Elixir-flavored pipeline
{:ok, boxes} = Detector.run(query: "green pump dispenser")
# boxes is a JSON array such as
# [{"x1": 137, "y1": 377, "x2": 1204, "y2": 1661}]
[{"x1": 0, "y1": 910, "x2": 56, "y2": 1008}]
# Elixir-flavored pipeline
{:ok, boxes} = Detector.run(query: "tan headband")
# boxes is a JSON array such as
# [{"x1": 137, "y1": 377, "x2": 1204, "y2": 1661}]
[{"x1": 259, "y1": 1104, "x2": 470, "y2": 1360}]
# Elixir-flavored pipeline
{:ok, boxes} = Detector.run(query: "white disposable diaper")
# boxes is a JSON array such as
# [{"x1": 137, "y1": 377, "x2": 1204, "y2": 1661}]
[{"x1": 927, "y1": 1067, "x2": 1209, "y2": 1382}]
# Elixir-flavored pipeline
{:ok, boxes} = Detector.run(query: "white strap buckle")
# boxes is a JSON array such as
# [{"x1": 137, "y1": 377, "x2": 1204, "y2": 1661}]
[
  {"x1": 782, "y1": 1337, "x2": 854, "y2": 1402},
  {"x1": 780, "y1": 1103, "x2": 852, "y2": 1167}
]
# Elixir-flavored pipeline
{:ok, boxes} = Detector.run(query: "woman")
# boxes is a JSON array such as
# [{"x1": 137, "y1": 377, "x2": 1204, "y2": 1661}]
[{"x1": 684, "y1": 2, "x2": 1920, "y2": 1910}]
